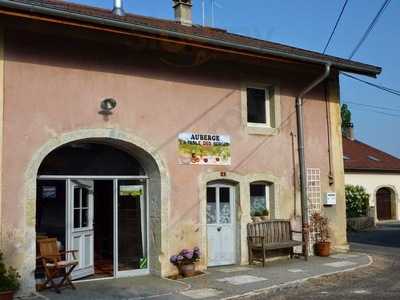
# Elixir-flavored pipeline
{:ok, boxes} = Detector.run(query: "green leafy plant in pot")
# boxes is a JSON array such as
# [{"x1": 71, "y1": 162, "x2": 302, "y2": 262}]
[
  {"x1": 252, "y1": 209, "x2": 269, "y2": 222},
  {"x1": 0, "y1": 252, "x2": 20, "y2": 300},
  {"x1": 311, "y1": 213, "x2": 331, "y2": 257}
]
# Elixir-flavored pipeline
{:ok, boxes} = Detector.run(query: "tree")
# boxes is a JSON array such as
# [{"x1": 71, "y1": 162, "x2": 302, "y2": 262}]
[{"x1": 341, "y1": 104, "x2": 353, "y2": 133}]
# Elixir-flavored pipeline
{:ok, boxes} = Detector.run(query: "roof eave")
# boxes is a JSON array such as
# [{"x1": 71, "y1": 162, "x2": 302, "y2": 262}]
[
  {"x1": 345, "y1": 168, "x2": 400, "y2": 174},
  {"x1": 0, "y1": 0, "x2": 382, "y2": 77}
]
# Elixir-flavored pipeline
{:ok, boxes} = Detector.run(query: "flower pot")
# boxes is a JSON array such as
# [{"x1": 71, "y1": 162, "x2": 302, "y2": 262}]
[
  {"x1": 179, "y1": 263, "x2": 196, "y2": 277},
  {"x1": 252, "y1": 217, "x2": 262, "y2": 223},
  {"x1": 260, "y1": 215, "x2": 269, "y2": 221},
  {"x1": 314, "y1": 242, "x2": 331, "y2": 257},
  {"x1": 0, "y1": 291, "x2": 14, "y2": 300}
]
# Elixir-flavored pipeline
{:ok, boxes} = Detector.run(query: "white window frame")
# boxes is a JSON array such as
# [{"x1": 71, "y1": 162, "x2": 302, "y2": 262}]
[
  {"x1": 246, "y1": 86, "x2": 271, "y2": 128},
  {"x1": 241, "y1": 82, "x2": 281, "y2": 136},
  {"x1": 250, "y1": 182, "x2": 271, "y2": 216}
]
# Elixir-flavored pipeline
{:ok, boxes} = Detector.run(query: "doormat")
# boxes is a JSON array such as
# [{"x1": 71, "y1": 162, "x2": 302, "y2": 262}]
[{"x1": 95, "y1": 260, "x2": 113, "y2": 276}]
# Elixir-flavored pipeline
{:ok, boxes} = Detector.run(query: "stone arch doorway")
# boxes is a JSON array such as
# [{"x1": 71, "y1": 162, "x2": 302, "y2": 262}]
[
  {"x1": 376, "y1": 187, "x2": 395, "y2": 221},
  {"x1": 36, "y1": 139, "x2": 156, "y2": 280},
  {"x1": 22, "y1": 129, "x2": 169, "y2": 293}
]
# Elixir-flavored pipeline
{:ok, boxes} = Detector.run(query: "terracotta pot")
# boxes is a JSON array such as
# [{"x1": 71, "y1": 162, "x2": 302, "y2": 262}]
[
  {"x1": 261, "y1": 215, "x2": 269, "y2": 221},
  {"x1": 0, "y1": 291, "x2": 14, "y2": 300},
  {"x1": 315, "y1": 242, "x2": 331, "y2": 257},
  {"x1": 179, "y1": 263, "x2": 196, "y2": 277},
  {"x1": 252, "y1": 217, "x2": 262, "y2": 223}
]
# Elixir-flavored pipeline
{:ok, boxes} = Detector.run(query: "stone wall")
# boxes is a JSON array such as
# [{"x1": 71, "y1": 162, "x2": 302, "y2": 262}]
[{"x1": 347, "y1": 216, "x2": 375, "y2": 231}]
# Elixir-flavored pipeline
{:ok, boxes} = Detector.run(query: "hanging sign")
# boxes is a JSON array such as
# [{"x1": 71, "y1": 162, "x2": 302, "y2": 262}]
[
  {"x1": 178, "y1": 133, "x2": 231, "y2": 165},
  {"x1": 120, "y1": 185, "x2": 143, "y2": 197}
]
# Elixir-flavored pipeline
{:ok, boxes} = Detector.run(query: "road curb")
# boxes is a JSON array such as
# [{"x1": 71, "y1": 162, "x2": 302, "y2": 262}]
[{"x1": 221, "y1": 254, "x2": 374, "y2": 300}]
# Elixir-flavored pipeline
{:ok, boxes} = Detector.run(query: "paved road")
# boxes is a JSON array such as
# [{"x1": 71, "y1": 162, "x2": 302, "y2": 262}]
[{"x1": 253, "y1": 222, "x2": 400, "y2": 300}]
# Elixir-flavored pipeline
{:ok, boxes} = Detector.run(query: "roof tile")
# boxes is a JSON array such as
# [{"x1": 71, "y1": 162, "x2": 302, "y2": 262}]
[
  {"x1": 3, "y1": 0, "x2": 381, "y2": 75},
  {"x1": 343, "y1": 137, "x2": 400, "y2": 172}
]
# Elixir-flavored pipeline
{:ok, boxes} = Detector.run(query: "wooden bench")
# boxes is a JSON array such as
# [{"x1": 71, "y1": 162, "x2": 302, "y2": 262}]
[{"x1": 247, "y1": 219, "x2": 304, "y2": 266}]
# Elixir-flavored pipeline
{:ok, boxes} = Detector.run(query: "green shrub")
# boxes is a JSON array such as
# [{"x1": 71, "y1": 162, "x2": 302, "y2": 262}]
[
  {"x1": 253, "y1": 209, "x2": 269, "y2": 217},
  {"x1": 345, "y1": 185, "x2": 370, "y2": 218},
  {"x1": 0, "y1": 252, "x2": 20, "y2": 292}
]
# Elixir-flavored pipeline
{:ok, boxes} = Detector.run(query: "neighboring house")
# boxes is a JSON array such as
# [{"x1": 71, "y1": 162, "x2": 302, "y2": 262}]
[
  {"x1": 0, "y1": 0, "x2": 381, "y2": 295},
  {"x1": 343, "y1": 136, "x2": 400, "y2": 222}
]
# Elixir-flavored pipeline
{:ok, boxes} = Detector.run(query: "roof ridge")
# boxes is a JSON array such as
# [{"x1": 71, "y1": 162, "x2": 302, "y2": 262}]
[{"x1": 36, "y1": 0, "x2": 177, "y2": 24}]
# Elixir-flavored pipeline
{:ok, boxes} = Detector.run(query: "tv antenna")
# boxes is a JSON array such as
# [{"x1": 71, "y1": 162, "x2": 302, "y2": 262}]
[{"x1": 202, "y1": 0, "x2": 223, "y2": 27}]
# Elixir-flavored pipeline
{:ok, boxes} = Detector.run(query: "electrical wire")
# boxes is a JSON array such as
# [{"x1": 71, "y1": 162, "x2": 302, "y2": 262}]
[
  {"x1": 348, "y1": 0, "x2": 391, "y2": 59},
  {"x1": 341, "y1": 73, "x2": 400, "y2": 97},
  {"x1": 350, "y1": 106, "x2": 400, "y2": 118},
  {"x1": 323, "y1": 0, "x2": 349, "y2": 54},
  {"x1": 343, "y1": 100, "x2": 400, "y2": 113},
  {"x1": 323, "y1": 1, "x2": 398, "y2": 99}
]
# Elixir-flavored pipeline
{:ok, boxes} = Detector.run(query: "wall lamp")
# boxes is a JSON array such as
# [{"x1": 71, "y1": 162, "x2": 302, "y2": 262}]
[{"x1": 99, "y1": 98, "x2": 117, "y2": 116}]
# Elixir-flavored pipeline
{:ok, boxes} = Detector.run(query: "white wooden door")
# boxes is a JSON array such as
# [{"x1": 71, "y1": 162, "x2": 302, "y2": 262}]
[
  {"x1": 67, "y1": 179, "x2": 95, "y2": 280},
  {"x1": 207, "y1": 184, "x2": 236, "y2": 267}
]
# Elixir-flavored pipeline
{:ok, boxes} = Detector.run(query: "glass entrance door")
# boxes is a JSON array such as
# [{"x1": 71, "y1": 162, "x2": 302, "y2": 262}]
[{"x1": 114, "y1": 180, "x2": 148, "y2": 277}]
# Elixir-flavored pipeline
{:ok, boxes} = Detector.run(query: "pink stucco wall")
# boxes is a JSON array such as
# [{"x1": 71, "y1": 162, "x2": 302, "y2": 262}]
[{"x1": 3, "y1": 28, "x2": 332, "y2": 267}]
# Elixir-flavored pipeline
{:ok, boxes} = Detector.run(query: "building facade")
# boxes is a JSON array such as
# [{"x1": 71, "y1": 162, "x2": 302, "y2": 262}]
[
  {"x1": 0, "y1": 0, "x2": 381, "y2": 295},
  {"x1": 344, "y1": 136, "x2": 400, "y2": 222}
]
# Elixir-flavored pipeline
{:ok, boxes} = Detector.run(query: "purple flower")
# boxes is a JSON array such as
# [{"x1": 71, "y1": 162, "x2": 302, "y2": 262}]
[
  {"x1": 183, "y1": 250, "x2": 194, "y2": 260},
  {"x1": 180, "y1": 249, "x2": 190, "y2": 255},
  {"x1": 171, "y1": 248, "x2": 201, "y2": 266},
  {"x1": 177, "y1": 255, "x2": 184, "y2": 262},
  {"x1": 170, "y1": 255, "x2": 178, "y2": 264}
]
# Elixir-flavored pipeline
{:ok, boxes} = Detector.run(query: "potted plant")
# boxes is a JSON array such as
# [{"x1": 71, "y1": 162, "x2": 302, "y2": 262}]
[
  {"x1": 252, "y1": 211, "x2": 262, "y2": 223},
  {"x1": 252, "y1": 209, "x2": 269, "y2": 222},
  {"x1": 0, "y1": 252, "x2": 20, "y2": 300},
  {"x1": 260, "y1": 209, "x2": 269, "y2": 221},
  {"x1": 311, "y1": 213, "x2": 331, "y2": 257},
  {"x1": 170, "y1": 247, "x2": 200, "y2": 277}
]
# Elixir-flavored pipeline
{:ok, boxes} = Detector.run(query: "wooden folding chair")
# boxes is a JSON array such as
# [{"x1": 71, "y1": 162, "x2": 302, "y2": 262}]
[{"x1": 37, "y1": 238, "x2": 79, "y2": 293}]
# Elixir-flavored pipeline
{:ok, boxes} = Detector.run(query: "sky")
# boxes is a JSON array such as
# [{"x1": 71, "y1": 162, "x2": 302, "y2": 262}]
[{"x1": 71, "y1": 0, "x2": 400, "y2": 157}]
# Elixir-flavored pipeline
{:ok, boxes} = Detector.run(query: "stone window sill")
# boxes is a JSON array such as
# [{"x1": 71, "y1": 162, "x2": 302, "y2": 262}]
[{"x1": 246, "y1": 124, "x2": 278, "y2": 136}]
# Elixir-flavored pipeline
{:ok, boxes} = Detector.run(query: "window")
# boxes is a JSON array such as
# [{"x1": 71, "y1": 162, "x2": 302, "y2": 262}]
[
  {"x1": 250, "y1": 183, "x2": 270, "y2": 216},
  {"x1": 368, "y1": 155, "x2": 380, "y2": 162},
  {"x1": 73, "y1": 187, "x2": 90, "y2": 229},
  {"x1": 207, "y1": 187, "x2": 217, "y2": 224},
  {"x1": 242, "y1": 84, "x2": 280, "y2": 135},
  {"x1": 247, "y1": 88, "x2": 268, "y2": 125}
]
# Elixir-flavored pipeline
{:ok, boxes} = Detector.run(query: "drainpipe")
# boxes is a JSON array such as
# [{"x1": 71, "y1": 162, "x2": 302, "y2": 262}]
[{"x1": 296, "y1": 63, "x2": 331, "y2": 260}]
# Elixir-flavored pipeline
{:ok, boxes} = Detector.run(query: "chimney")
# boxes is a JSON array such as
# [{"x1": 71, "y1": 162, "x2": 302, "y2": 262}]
[
  {"x1": 112, "y1": 0, "x2": 125, "y2": 16},
  {"x1": 343, "y1": 123, "x2": 355, "y2": 140},
  {"x1": 173, "y1": 0, "x2": 192, "y2": 26}
]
